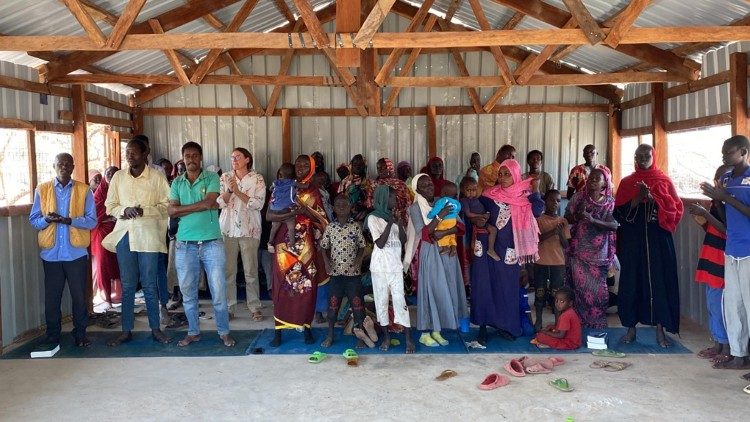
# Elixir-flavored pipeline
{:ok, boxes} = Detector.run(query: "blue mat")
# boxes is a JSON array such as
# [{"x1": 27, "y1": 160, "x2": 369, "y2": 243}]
[
  {"x1": 463, "y1": 327, "x2": 691, "y2": 354},
  {"x1": 247, "y1": 328, "x2": 468, "y2": 355},
  {"x1": 246, "y1": 327, "x2": 691, "y2": 355},
  {"x1": 0, "y1": 330, "x2": 261, "y2": 359}
]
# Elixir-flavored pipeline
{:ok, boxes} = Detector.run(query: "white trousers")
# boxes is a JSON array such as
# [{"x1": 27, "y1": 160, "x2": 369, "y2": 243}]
[
  {"x1": 724, "y1": 255, "x2": 750, "y2": 357},
  {"x1": 371, "y1": 272, "x2": 410, "y2": 328}
]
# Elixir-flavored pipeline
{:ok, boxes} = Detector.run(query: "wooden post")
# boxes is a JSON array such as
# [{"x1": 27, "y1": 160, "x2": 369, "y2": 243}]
[
  {"x1": 281, "y1": 109, "x2": 291, "y2": 163},
  {"x1": 111, "y1": 131, "x2": 121, "y2": 168},
  {"x1": 427, "y1": 105, "x2": 437, "y2": 159},
  {"x1": 71, "y1": 84, "x2": 89, "y2": 183},
  {"x1": 132, "y1": 106, "x2": 144, "y2": 135},
  {"x1": 336, "y1": 0, "x2": 361, "y2": 67},
  {"x1": 730, "y1": 51, "x2": 748, "y2": 137},
  {"x1": 651, "y1": 83, "x2": 668, "y2": 171},
  {"x1": 608, "y1": 104, "x2": 622, "y2": 187},
  {"x1": 27, "y1": 130, "x2": 38, "y2": 202}
]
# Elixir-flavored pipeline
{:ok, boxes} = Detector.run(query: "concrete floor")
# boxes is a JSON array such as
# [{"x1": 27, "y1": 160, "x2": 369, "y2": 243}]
[{"x1": 0, "y1": 303, "x2": 748, "y2": 421}]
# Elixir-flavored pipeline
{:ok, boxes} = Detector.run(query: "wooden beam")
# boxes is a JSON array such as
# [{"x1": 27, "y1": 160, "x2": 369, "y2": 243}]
[
  {"x1": 69, "y1": 0, "x2": 119, "y2": 26},
  {"x1": 0, "y1": 118, "x2": 35, "y2": 130},
  {"x1": 272, "y1": 0, "x2": 296, "y2": 23},
  {"x1": 502, "y1": 12, "x2": 525, "y2": 30},
  {"x1": 489, "y1": 0, "x2": 700, "y2": 80},
  {"x1": 27, "y1": 130, "x2": 38, "y2": 202},
  {"x1": 376, "y1": 0, "x2": 436, "y2": 86},
  {"x1": 281, "y1": 109, "x2": 291, "y2": 163},
  {"x1": 0, "y1": 74, "x2": 71, "y2": 98},
  {"x1": 292, "y1": 0, "x2": 357, "y2": 86},
  {"x1": 449, "y1": 49, "x2": 483, "y2": 114},
  {"x1": 561, "y1": 0, "x2": 606, "y2": 45},
  {"x1": 132, "y1": 107, "x2": 143, "y2": 135},
  {"x1": 352, "y1": 0, "x2": 397, "y2": 48},
  {"x1": 651, "y1": 83, "x2": 667, "y2": 171},
  {"x1": 41, "y1": 0, "x2": 243, "y2": 81},
  {"x1": 190, "y1": 0, "x2": 259, "y2": 84},
  {"x1": 386, "y1": 72, "x2": 677, "y2": 87},
  {"x1": 427, "y1": 105, "x2": 437, "y2": 159},
  {"x1": 142, "y1": 103, "x2": 608, "y2": 117},
  {"x1": 202, "y1": 13, "x2": 227, "y2": 31},
  {"x1": 336, "y1": 0, "x2": 362, "y2": 67},
  {"x1": 357, "y1": 1, "x2": 382, "y2": 118},
  {"x1": 148, "y1": 19, "x2": 191, "y2": 85},
  {"x1": 665, "y1": 113, "x2": 732, "y2": 133},
  {"x1": 621, "y1": 70, "x2": 732, "y2": 110},
  {"x1": 608, "y1": 105, "x2": 621, "y2": 186},
  {"x1": 514, "y1": 18, "x2": 577, "y2": 85},
  {"x1": 603, "y1": 0, "x2": 650, "y2": 48},
  {"x1": 52, "y1": 74, "x2": 182, "y2": 85},
  {"x1": 71, "y1": 85, "x2": 89, "y2": 182},
  {"x1": 60, "y1": 110, "x2": 134, "y2": 128},
  {"x1": 730, "y1": 52, "x2": 749, "y2": 137},
  {"x1": 62, "y1": 0, "x2": 107, "y2": 47},
  {"x1": 30, "y1": 121, "x2": 75, "y2": 133},
  {"x1": 620, "y1": 126, "x2": 650, "y2": 137},
  {"x1": 222, "y1": 53, "x2": 264, "y2": 116},
  {"x1": 83, "y1": 91, "x2": 133, "y2": 114},
  {"x1": 265, "y1": 50, "x2": 297, "y2": 116},
  {"x1": 107, "y1": 0, "x2": 146, "y2": 49}
]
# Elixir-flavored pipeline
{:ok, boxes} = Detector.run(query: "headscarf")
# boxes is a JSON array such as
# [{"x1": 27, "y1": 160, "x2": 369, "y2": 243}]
[
  {"x1": 397, "y1": 161, "x2": 411, "y2": 179},
  {"x1": 378, "y1": 158, "x2": 396, "y2": 179},
  {"x1": 422, "y1": 156, "x2": 448, "y2": 195},
  {"x1": 403, "y1": 173, "x2": 432, "y2": 271},
  {"x1": 375, "y1": 157, "x2": 411, "y2": 224},
  {"x1": 478, "y1": 161, "x2": 501, "y2": 194},
  {"x1": 365, "y1": 185, "x2": 393, "y2": 228},
  {"x1": 482, "y1": 159, "x2": 540, "y2": 264},
  {"x1": 614, "y1": 149, "x2": 683, "y2": 232},
  {"x1": 299, "y1": 155, "x2": 316, "y2": 184}
]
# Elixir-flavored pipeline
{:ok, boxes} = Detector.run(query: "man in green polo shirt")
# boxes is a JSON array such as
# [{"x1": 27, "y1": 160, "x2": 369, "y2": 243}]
[{"x1": 168, "y1": 141, "x2": 234, "y2": 347}]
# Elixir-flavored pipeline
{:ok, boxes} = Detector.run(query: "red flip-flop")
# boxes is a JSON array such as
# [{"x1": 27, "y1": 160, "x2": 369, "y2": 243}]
[
  {"x1": 478, "y1": 373, "x2": 509, "y2": 390},
  {"x1": 503, "y1": 359, "x2": 526, "y2": 377}
]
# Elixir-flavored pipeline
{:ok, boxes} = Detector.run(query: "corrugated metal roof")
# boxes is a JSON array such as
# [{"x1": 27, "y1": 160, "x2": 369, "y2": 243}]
[{"x1": 0, "y1": 0, "x2": 748, "y2": 96}]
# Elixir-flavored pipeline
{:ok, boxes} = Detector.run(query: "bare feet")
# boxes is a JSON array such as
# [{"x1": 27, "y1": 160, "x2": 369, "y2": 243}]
[
  {"x1": 380, "y1": 331, "x2": 391, "y2": 352},
  {"x1": 321, "y1": 332, "x2": 334, "y2": 348},
  {"x1": 355, "y1": 339, "x2": 366, "y2": 349},
  {"x1": 354, "y1": 327, "x2": 375, "y2": 348},
  {"x1": 743, "y1": 372, "x2": 750, "y2": 381},
  {"x1": 655, "y1": 328, "x2": 671, "y2": 348},
  {"x1": 487, "y1": 250, "x2": 502, "y2": 261},
  {"x1": 404, "y1": 328, "x2": 415, "y2": 354},
  {"x1": 303, "y1": 327, "x2": 315, "y2": 344},
  {"x1": 220, "y1": 334, "x2": 236, "y2": 347},
  {"x1": 151, "y1": 329, "x2": 172, "y2": 344},
  {"x1": 620, "y1": 327, "x2": 636, "y2": 344},
  {"x1": 75, "y1": 337, "x2": 91, "y2": 348},
  {"x1": 177, "y1": 334, "x2": 201, "y2": 347},
  {"x1": 362, "y1": 316, "x2": 379, "y2": 342},
  {"x1": 713, "y1": 356, "x2": 750, "y2": 370},
  {"x1": 270, "y1": 330, "x2": 282, "y2": 347},
  {"x1": 107, "y1": 331, "x2": 133, "y2": 347}
]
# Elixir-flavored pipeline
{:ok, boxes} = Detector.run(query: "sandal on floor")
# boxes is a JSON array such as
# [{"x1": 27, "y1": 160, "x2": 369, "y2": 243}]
[
  {"x1": 525, "y1": 363, "x2": 552, "y2": 374},
  {"x1": 478, "y1": 373, "x2": 509, "y2": 390},
  {"x1": 435, "y1": 369, "x2": 458, "y2": 381},
  {"x1": 342, "y1": 349, "x2": 359, "y2": 367},
  {"x1": 697, "y1": 347, "x2": 720, "y2": 359},
  {"x1": 220, "y1": 334, "x2": 236, "y2": 347},
  {"x1": 547, "y1": 356, "x2": 566, "y2": 366},
  {"x1": 503, "y1": 359, "x2": 526, "y2": 377},
  {"x1": 177, "y1": 334, "x2": 201, "y2": 347},
  {"x1": 744, "y1": 384, "x2": 750, "y2": 395},
  {"x1": 251, "y1": 310, "x2": 264, "y2": 322},
  {"x1": 592, "y1": 349, "x2": 626, "y2": 359},
  {"x1": 549, "y1": 378, "x2": 573, "y2": 392},
  {"x1": 308, "y1": 351, "x2": 327, "y2": 363},
  {"x1": 590, "y1": 360, "x2": 610, "y2": 369},
  {"x1": 603, "y1": 361, "x2": 632, "y2": 372},
  {"x1": 710, "y1": 354, "x2": 732, "y2": 364}
]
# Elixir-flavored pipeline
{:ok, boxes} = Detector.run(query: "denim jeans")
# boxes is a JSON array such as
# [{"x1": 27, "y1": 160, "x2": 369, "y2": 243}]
[
  {"x1": 259, "y1": 248, "x2": 273, "y2": 293},
  {"x1": 116, "y1": 233, "x2": 160, "y2": 331},
  {"x1": 176, "y1": 239, "x2": 230, "y2": 336},
  {"x1": 157, "y1": 252, "x2": 169, "y2": 306}
]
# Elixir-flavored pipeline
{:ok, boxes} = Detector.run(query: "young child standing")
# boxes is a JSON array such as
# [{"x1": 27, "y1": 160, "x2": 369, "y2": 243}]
[
  {"x1": 533, "y1": 287, "x2": 582, "y2": 350},
  {"x1": 459, "y1": 177, "x2": 500, "y2": 261},
  {"x1": 427, "y1": 182, "x2": 462, "y2": 256},
  {"x1": 267, "y1": 163, "x2": 297, "y2": 253},
  {"x1": 366, "y1": 185, "x2": 415, "y2": 353},
  {"x1": 534, "y1": 189, "x2": 571, "y2": 331},
  {"x1": 689, "y1": 164, "x2": 731, "y2": 363},
  {"x1": 319, "y1": 194, "x2": 368, "y2": 348}
]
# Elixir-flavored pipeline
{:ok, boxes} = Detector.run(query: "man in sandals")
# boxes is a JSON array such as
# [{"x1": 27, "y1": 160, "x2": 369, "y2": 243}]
[{"x1": 168, "y1": 141, "x2": 234, "y2": 347}]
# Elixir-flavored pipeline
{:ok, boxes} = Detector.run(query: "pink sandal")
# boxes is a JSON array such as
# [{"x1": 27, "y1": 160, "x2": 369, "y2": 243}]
[
  {"x1": 503, "y1": 359, "x2": 526, "y2": 377},
  {"x1": 547, "y1": 356, "x2": 566, "y2": 366},
  {"x1": 525, "y1": 363, "x2": 553, "y2": 374},
  {"x1": 478, "y1": 373, "x2": 509, "y2": 390}
]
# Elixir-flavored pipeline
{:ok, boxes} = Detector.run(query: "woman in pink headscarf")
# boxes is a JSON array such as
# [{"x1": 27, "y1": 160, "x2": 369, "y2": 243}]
[{"x1": 472, "y1": 159, "x2": 544, "y2": 345}]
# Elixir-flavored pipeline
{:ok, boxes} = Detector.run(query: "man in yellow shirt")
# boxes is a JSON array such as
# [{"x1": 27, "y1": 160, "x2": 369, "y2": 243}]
[{"x1": 103, "y1": 137, "x2": 171, "y2": 346}]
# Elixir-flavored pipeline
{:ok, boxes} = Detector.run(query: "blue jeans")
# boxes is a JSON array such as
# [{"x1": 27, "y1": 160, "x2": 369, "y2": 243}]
[
  {"x1": 176, "y1": 239, "x2": 230, "y2": 336},
  {"x1": 706, "y1": 285, "x2": 729, "y2": 344},
  {"x1": 157, "y1": 252, "x2": 169, "y2": 306},
  {"x1": 259, "y1": 249, "x2": 273, "y2": 293},
  {"x1": 116, "y1": 234, "x2": 160, "y2": 331}
]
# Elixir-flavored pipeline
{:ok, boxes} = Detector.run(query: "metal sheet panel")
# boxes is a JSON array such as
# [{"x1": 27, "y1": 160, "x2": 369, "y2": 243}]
[{"x1": 0, "y1": 61, "x2": 68, "y2": 125}]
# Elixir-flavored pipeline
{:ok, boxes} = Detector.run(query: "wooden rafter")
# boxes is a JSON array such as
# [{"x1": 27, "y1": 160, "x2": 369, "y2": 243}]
[
  {"x1": 561, "y1": 0, "x2": 606, "y2": 45},
  {"x1": 222, "y1": 52, "x2": 264, "y2": 115},
  {"x1": 61, "y1": 0, "x2": 119, "y2": 26},
  {"x1": 62, "y1": 0, "x2": 107, "y2": 47},
  {"x1": 435, "y1": 20, "x2": 482, "y2": 113},
  {"x1": 202, "y1": 13, "x2": 227, "y2": 30},
  {"x1": 190, "y1": 0, "x2": 259, "y2": 84},
  {"x1": 41, "y1": 0, "x2": 244, "y2": 81},
  {"x1": 336, "y1": 0, "x2": 361, "y2": 67},
  {"x1": 272, "y1": 0, "x2": 296, "y2": 24},
  {"x1": 603, "y1": 0, "x2": 650, "y2": 48},
  {"x1": 352, "y1": 0, "x2": 397, "y2": 48},
  {"x1": 489, "y1": 0, "x2": 700, "y2": 80},
  {"x1": 266, "y1": 20, "x2": 304, "y2": 117},
  {"x1": 148, "y1": 19, "x2": 190, "y2": 85},
  {"x1": 107, "y1": 0, "x2": 146, "y2": 49},
  {"x1": 292, "y1": 0, "x2": 357, "y2": 86},
  {"x1": 514, "y1": 18, "x2": 577, "y2": 85}
]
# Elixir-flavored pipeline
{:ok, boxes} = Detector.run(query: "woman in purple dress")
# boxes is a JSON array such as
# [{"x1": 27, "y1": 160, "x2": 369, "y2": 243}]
[{"x1": 474, "y1": 159, "x2": 544, "y2": 345}]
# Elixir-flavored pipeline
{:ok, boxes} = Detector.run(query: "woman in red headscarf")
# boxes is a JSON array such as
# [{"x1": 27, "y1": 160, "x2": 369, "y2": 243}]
[
  {"x1": 267, "y1": 155, "x2": 330, "y2": 346},
  {"x1": 615, "y1": 144, "x2": 684, "y2": 347},
  {"x1": 474, "y1": 159, "x2": 544, "y2": 345}
]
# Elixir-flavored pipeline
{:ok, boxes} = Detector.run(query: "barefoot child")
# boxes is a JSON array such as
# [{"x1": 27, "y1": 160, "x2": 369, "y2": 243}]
[
  {"x1": 459, "y1": 177, "x2": 500, "y2": 261},
  {"x1": 534, "y1": 189, "x2": 571, "y2": 331},
  {"x1": 319, "y1": 194, "x2": 368, "y2": 348},
  {"x1": 689, "y1": 164, "x2": 732, "y2": 363},
  {"x1": 267, "y1": 163, "x2": 297, "y2": 252},
  {"x1": 366, "y1": 185, "x2": 415, "y2": 353},
  {"x1": 533, "y1": 287, "x2": 582, "y2": 350},
  {"x1": 427, "y1": 182, "x2": 462, "y2": 256}
]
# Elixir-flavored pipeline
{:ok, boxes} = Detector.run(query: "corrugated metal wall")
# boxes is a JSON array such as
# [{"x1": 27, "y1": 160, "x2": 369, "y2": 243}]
[
  {"x1": 673, "y1": 209, "x2": 709, "y2": 328},
  {"x1": 622, "y1": 42, "x2": 750, "y2": 129}
]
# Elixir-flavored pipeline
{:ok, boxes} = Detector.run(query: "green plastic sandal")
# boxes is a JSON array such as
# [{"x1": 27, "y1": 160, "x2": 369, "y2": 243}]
[
  {"x1": 342, "y1": 349, "x2": 358, "y2": 359},
  {"x1": 308, "y1": 351, "x2": 327, "y2": 363},
  {"x1": 592, "y1": 349, "x2": 627, "y2": 358},
  {"x1": 549, "y1": 378, "x2": 574, "y2": 392}
]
